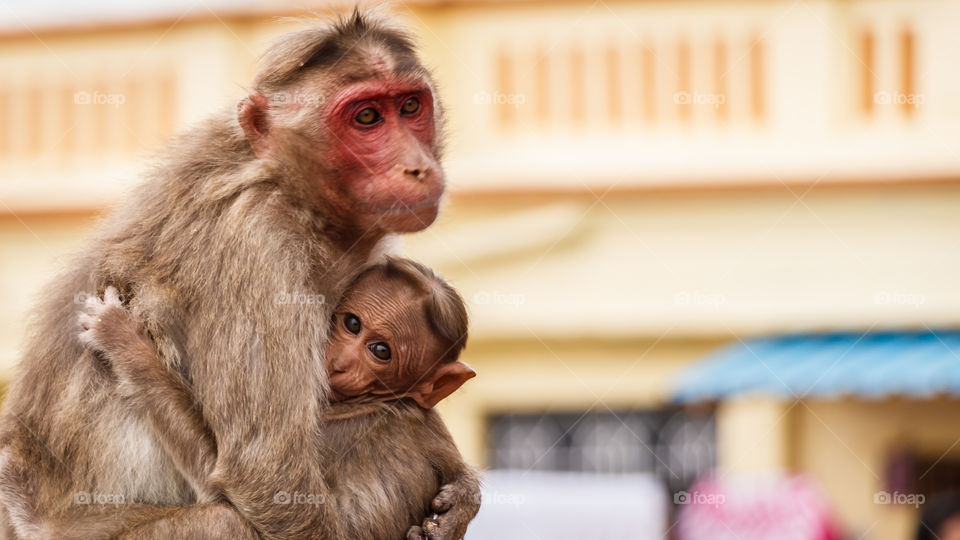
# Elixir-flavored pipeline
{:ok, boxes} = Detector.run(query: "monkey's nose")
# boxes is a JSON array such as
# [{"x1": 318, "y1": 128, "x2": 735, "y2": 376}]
[{"x1": 403, "y1": 166, "x2": 431, "y2": 182}]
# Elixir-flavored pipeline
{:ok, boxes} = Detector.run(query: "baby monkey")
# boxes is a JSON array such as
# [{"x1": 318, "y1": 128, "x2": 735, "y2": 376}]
[{"x1": 79, "y1": 258, "x2": 480, "y2": 540}]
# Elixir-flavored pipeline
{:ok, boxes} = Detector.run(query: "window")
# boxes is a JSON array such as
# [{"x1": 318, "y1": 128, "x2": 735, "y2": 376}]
[{"x1": 488, "y1": 407, "x2": 715, "y2": 494}]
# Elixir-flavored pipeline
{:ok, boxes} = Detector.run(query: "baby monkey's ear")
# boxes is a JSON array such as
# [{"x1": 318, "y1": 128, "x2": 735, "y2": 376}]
[{"x1": 410, "y1": 361, "x2": 477, "y2": 409}]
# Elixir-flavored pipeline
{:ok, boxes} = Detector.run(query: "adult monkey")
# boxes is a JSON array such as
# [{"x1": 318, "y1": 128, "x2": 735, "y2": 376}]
[{"x1": 0, "y1": 11, "x2": 469, "y2": 539}]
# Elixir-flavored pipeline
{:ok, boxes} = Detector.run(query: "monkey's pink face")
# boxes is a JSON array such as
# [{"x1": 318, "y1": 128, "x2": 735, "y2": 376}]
[{"x1": 323, "y1": 80, "x2": 445, "y2": 233}]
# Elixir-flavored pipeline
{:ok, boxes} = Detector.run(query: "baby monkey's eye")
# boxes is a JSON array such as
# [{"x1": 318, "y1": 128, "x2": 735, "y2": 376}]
[
  {"x1": 400, "y1": 97, "x2": 420, "y2": 115},
  {"x1": 343, "y1": 314, "x2": 361, "y2": 335},
  {"x1": 368, "y1": 342, "x2": 391, "y2": 361},
  {"x1": 355, "y1": 108, "x2": 381, "y2": 125}
]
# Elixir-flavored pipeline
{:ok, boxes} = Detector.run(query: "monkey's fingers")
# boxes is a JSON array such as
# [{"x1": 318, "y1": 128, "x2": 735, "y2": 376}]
[
  {"x1": 421, "y1": 517, "x2": 444, "y2": 539},
  {"x1": 432, "y1": 512, "x2": 472, "y2": 540},
  {"x1": 431, "y1": 484, "x2": 456, "y2": 513},
  {"x1": 103, "y1": 286, "x2": 123, "y2": 306},
  {"x1": 77, "y1": 325, "x2": 101, "y2": 353},
  {"x1": 77, "y1": 312, "x2": 99, "y2": 332},
  {"x1": 77, "y1": 327, "x2": 94, "y2": 347},
  {"x1": 405, "y1": 525, "x2": 426, "y2": 540}
]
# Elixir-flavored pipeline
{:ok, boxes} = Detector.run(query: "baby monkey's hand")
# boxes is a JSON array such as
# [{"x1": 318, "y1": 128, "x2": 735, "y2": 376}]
[
  {"x1": 78, "y1": 286, "x2": 150, "y2": 389},
  {"x1": 406, "y1": 473, "x2": 481, "y2": 540}
]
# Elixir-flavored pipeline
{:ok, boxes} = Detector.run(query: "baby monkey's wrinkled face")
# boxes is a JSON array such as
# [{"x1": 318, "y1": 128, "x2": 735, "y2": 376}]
[{"x1": 326, "y1": 271, "x2": 474, "y2": 408}]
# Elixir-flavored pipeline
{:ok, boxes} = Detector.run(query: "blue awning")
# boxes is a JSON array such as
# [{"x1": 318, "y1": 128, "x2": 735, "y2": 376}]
[{"x1": 674, "y1": 331, "x2": 960, "y2": 402}]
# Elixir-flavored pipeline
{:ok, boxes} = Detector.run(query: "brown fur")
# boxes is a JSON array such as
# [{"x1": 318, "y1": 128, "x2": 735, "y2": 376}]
[
  {"x1": 360, "y1": 257, "x2": 469, "y2": 363},
  {"x1": 322, "y1": 402, "x2": 480, "y2": 540},
  {"x1": 0, "y1": 10, "x2": 463, "y2": 539}
]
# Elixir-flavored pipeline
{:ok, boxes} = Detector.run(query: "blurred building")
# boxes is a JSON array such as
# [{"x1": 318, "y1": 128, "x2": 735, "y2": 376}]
[{"x1": 2, "y1": 1, "x2": 960, "y2": 539}]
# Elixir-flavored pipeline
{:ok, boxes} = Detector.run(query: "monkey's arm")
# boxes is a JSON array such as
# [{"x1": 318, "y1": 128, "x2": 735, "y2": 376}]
[
  {"x1": 78, "y1": 288, "x2": 221, "y2": 502},
  {"x1": 407, "y1": 409, "x2": 482, "y2": 540}
]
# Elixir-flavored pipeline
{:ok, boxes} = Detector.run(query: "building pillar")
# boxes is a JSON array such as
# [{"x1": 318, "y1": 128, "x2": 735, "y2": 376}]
[{"x1": 716, "y1": 395, "x2": 794, "y2": 474}]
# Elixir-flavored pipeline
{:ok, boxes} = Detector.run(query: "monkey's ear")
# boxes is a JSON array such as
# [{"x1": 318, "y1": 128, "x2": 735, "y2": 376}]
[
  {"x1": 411, "y1": 361, "x2": 476, "y2": 409},
  {"x1": 238, "y1": 93, "x2": 271, "y2": 158}
]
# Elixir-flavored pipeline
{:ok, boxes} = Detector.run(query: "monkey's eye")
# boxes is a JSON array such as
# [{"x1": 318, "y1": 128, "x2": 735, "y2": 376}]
[
  {"x1": 343, "y1": 314, "x2": 361, "y2": 335},
  {"x1": 400, "y1": 97, "x2": 420, "y2": 115},
  {"x1": 355, "y1": 108, "x2": 381, "y2": 125},
  {"x1": 368, "y1": 342, "x2": 392, "y2": 362}
]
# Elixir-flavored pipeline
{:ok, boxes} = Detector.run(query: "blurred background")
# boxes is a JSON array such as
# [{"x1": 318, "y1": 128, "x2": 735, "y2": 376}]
[{"x1": 2, "y1": 0, "x2": 960, "y2": 539}]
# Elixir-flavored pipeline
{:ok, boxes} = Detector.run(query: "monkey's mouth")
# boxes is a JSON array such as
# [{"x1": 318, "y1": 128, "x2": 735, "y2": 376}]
[{"x1": 367, "y1": 197, "x2": 440, "y2": 213}]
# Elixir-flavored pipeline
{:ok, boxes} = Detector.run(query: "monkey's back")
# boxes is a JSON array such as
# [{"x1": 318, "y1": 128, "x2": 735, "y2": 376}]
[{"x1": 319, "y1": 401, "x2": 457, "y2": 540}]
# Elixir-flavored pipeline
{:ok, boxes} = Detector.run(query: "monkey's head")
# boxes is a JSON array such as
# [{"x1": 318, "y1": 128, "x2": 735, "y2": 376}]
[
  {"x1": 240, "y1": 11, "x2": 445, "y2": 235},
  {"x1": 326, "y1": 257, "x2": 475, "y2": 409}
]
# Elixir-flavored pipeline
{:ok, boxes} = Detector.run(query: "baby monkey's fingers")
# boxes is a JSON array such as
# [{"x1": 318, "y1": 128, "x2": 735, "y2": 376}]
[
  {"x1": 406, "y1": 525, "x2": 425, "y2": 540},
  {"x1": 421, "y1": 517, "x2": 443, "y2": 539},
  {"x1": 102, "y1": 286, "x2": 123, "y2": 306},
  {"x1": 431, "y1": 488, "x2": 454, "y2": 514},
  {"x1": 78, "y1": 312, "x2": 96, "y2": 332},
  {"x1": 79, "y1": 286, "x2": 123, "y2": 327}
]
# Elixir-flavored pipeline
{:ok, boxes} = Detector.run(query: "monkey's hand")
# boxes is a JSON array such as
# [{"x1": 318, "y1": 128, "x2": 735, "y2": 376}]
[
  {"x1": 406, "y1": 473, "x2": 481, "y2": 540},
  {"x1": 78, "y1": 286, "x2": 150, "y2": 387}
]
